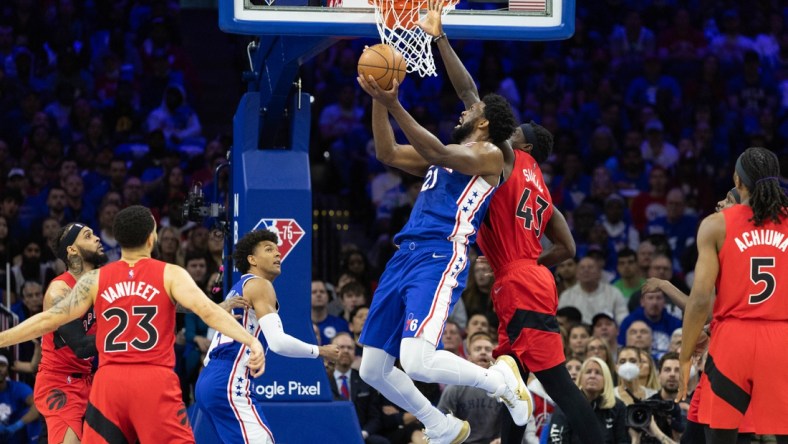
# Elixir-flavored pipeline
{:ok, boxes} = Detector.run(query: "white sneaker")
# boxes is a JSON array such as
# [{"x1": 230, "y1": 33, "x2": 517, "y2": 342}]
[
  {"x1": 490, "y1": 355, "x2": 534, "y2": 426},
  {"x1": 423, "y1": 413, "x2": 471, "y2": 444}
]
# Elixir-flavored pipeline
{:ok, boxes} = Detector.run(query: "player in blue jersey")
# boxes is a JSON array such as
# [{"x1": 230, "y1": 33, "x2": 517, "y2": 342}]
[
  {"x1": 356, "y1": 71, "x2": 532, "y2": 443},
  {"x1": 194, "y1": 230, "x2": 339, "y2": 444}
]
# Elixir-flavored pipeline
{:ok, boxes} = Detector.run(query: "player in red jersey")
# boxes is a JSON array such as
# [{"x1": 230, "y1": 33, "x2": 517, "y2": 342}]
[
  {"x1": 35, "y1": 222, "x2": 108, "y2": 444},
  {"x1": 680, "y1": 147, "x2": 788, "y2": 444},
  {"x1": 418, "y1": 2, "x2": 604, "y2": 443},
  {"x1": 0, "y1": 206, "x2": 265, "y2": 444}
]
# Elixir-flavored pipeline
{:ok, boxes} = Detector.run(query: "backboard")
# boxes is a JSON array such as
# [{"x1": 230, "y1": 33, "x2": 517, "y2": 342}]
[{"x1": 219, "y1": 0, "x2": 575, "y2": 41}]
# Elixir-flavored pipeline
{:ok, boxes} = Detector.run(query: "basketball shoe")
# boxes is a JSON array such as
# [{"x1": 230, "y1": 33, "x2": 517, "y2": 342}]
[
  {"x1": 423, "y1": 413, "x2": 470, "y2": 444},
  {"x1": 490, "y1": 355, "x2": 534, "y2": 426}
]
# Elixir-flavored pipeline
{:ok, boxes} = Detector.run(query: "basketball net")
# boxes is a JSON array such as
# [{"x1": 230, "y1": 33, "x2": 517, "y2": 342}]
[{"x1": 369, "y1": 0, "x2": 457, "y2": 77}]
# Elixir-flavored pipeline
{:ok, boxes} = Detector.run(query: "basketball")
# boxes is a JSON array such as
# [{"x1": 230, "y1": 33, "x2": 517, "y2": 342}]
[{"x1": 357, "y1": 44, "x2": 407, "y2": 90}]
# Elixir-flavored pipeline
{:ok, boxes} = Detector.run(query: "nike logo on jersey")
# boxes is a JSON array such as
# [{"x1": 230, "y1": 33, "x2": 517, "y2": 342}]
[
  {"x1": 494, "y1": 286, "x2": 502, "y2": 294},
  {"x1": 432, "y1": 253, "x2": 447, "y2": 259}
]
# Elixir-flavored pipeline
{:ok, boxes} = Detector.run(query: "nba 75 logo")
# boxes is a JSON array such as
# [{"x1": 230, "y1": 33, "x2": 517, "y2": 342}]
[{"x1": 252, "y1": 219, "x2": 305, "y2": 262}]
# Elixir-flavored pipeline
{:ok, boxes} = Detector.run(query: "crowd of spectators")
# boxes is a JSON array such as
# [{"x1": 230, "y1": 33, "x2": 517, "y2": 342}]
[{"x1": 0, "y1": 0, "x2": 786, "y2": 442}]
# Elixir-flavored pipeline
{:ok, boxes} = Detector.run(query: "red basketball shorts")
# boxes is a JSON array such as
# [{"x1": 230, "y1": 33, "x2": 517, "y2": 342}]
[
  {"x1": 693, "y1": 372, "x2": 756, "y2": 433},
  {"x1": 491, "y1": 260, "x2": 565, "y2": 373},
  {"x1": 704, "y1": 319, "x2": 788, "y2": 434},
  {"x1": 34, "y1": 371, "x2": 92, "y2": 442},
  {"x1": 82, "y1": 364, "x2": 194, "y2": 444}
]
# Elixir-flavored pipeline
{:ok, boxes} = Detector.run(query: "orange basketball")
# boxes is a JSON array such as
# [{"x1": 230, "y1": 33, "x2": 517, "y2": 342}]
[{"x1": 357, "y1": 43, "x2": 407, "y2": 90}]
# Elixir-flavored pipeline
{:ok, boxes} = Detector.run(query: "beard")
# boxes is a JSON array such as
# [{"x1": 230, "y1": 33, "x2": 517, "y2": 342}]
[
  {"x1": 150, "y1": 240, "x2": 162, "y2": 260},
  {"x1": 78, "y1": 246, "x2": 110, "y2": 267},
  {"x1": 451, "y1": 118, "x2": 477, "y2": 144}
]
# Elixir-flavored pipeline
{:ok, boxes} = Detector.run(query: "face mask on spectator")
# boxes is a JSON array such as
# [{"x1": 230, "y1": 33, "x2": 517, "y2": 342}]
[
  {"x1": 617, "y1": 362, "x2": 640, "y2": 382},
  {"x1": 689, "y1": 364, "x2": 698, "y2": 380}
]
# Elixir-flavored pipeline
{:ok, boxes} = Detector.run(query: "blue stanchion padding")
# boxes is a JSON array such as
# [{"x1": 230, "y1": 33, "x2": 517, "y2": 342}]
[{"x1": 191, "y1": 401, "x2": 363, "y2": 444}]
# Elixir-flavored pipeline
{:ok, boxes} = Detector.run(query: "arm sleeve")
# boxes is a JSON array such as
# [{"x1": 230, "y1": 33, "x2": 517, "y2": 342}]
[
  {"x1": 259, "y1": 313, "x2": 319, "y2": 358},
  {"x1": 56, "y1": 319, "x2": 97, "y2": 359}
]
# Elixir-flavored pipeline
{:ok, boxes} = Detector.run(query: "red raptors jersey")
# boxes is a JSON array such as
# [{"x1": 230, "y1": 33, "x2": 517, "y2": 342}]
[
  {"x1": 94, "y1": 258, "x2": 176, "y2": 368},
  {"x1": 477, "y1": 151, "x2": 554, "y2": 272},
  {"x1": 716, "y1": 205, "x2": 788, "y2": 321},
  {"x1": 39, "y1": 272, "x2": 96, "y2": 374}
]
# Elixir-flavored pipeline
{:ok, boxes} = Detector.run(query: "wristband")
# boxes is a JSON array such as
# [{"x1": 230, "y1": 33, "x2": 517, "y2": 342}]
[
  {"x1": 433, "y1": 33, "x2": 447, "y2": 43},
  {"x1": 7, "y1": 420, "x2": 24, "y2": 434}
]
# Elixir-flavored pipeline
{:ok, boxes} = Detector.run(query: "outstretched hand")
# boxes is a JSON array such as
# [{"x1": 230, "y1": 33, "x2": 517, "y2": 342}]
[
  {"x1": 357, "y1": 73, "x2": 400, "y2": 108},
  {"x1": 417, "y1": 0, "x2": 444, "y2": 37},
  {"x1": 219, "y1": 296, "x2": 251, "y2": 319},
  {"x1": 641, "y1": 277, "x2": 664, "y2": 294}
]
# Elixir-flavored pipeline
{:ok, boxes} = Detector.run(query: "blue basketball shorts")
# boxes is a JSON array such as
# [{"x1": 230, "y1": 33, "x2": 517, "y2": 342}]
[
  {"x1": 194, "y1": 359, "x2": 274, "y2": 444},
  {"x1": 359, "y1": 239, "x2": 468, "y2": 357}
]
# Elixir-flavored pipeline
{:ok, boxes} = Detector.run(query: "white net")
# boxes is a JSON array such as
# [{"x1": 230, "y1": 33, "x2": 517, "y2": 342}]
[{"x1": 370, "y1": 0, "x2": 456, "y2": 77}]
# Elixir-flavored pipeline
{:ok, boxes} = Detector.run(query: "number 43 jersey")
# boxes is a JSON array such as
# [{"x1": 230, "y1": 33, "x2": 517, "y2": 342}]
[
  {"x1": 94, "y1": 258, "x2": 176, "y2": 368},
  {"x1": 477, "y1": 151, "x2": 554, "y2": 273}
]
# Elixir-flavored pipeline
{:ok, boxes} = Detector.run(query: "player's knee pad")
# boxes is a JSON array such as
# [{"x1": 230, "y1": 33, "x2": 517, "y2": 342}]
[
  {"x1": 400, "y1": 337, "x2": 435, "y2": 382},
  {"x1": 359, "y1": 346, "x2": 391, "y2": 385}
]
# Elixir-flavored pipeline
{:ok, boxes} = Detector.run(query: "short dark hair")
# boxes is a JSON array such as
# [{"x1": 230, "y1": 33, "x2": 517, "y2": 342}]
[
  {"x1": 339, "y1": 281, "x2": 366, "y2": 299},
  {"x1": 617, "y1": 248, "x2": 637, "y2": 261},
  {"x1": 556, "y1": 306, "x2": 582, "y2": 324},
  {"x1": 657, "y1": 351, "x2": 680, "y2": 372},
  {"x1": 232, "y1": 230, "x2": 278, "y2": 274},
  {"x1": 349, "y1": 304, "x2": 369, "y2": 322},
  {"x1": 113, "y1": 205, "x2": 155, "y2": 249},
  {"x1": 481, "y1": 94, "x2": 517, "y2": 146},
  {"x1": 184, "y1": 250, "x2": 209, "y2": 266},
  {"x1": 521, "y1": 122, "x2": 554, "y2": 163}
]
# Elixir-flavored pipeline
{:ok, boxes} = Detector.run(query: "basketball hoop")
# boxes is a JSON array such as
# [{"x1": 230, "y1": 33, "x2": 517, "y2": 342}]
[{"x1": 369, "y1": 0, "x2": 457, "y2": 77}]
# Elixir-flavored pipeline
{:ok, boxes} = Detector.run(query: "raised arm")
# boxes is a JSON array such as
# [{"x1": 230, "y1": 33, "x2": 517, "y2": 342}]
[
  {"x1": 166, "y1": 264, "x2": 265, "y2": 376},
  {"x1": 369, "y1": 99, "x2": 430, "y2": 177},
  {"x1": 539, "y1": 209, "x2": 576, "y2": 268},
  {"x1": 678, "y1": 213, "x2": 723, "y2": 401},
  {"x1": 358, "y1": 75, "x2": 502, "y2": 177},
  {"x1": 642, "y1": 277, "x2": 688, "y2": 311},
  {"x1": 0, "y1": 271, "x2": 97, "y2": 348},
  {"x1": 418, "y1": 0, "x2": 479, "y2": 108},
  {"x1": 246, "y1": 278, "x2": 339, "y2": 360}
]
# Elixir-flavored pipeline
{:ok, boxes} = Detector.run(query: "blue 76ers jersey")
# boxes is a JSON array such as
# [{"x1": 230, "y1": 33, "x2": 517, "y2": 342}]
[
  {"x1": 204, "y1": 274, "x2": 268, "y2": 367},
  {"x1": 394, "y1": 165, "x2": 496, "y2": 246}
]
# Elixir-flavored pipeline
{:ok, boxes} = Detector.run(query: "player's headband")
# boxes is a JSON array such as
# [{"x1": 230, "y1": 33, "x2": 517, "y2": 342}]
[
  {"x1": 735, "y1": 154, "x2": 754, "y2": 190},
  {"x1": 728, "y1": 187, "x2": 741, "y2": 204},
  {"x1": 520, "y1": 121, "x2": 538, "y2": 152},
  {"x1": 57, "y1": 223, "x2": 85, "y2": 263}
]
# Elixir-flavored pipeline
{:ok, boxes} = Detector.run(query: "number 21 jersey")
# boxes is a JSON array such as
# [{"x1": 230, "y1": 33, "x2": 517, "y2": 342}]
[{"x1": 94, "y1": 258, "x2": 176, "y2": 368}]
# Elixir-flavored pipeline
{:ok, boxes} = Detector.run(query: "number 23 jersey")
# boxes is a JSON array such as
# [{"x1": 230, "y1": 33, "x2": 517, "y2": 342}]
[
  {"x1": 94, "y1": 258, "x2": 176, "y2": 368},
  {"x1": 477, "y1": 150, "x2": 553, "y2": 272}
]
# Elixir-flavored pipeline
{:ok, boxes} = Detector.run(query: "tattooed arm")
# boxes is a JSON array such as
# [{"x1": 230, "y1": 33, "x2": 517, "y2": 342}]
[
  {"x1": 0, "y1": 270, "x2": 98, "y2": 348},
  {"x1": 44, "y1": 278, "x2": 97, "y2": 359}
]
